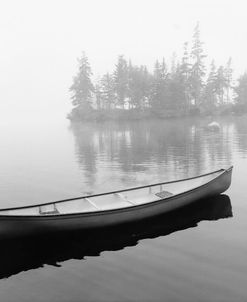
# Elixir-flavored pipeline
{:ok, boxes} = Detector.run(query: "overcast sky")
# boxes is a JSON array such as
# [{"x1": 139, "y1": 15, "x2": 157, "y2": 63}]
[{"x1": 1, "y1": 0, "x2": 247, "y2": 122}]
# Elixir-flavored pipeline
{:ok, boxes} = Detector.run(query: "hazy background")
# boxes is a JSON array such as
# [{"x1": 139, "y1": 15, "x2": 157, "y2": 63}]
[
  {"x1": 0, "y1": 0, "x2": 246, "y2": 122},
  {"x1": 1, "y1": 3, "x2": 247, "y2": 300}
]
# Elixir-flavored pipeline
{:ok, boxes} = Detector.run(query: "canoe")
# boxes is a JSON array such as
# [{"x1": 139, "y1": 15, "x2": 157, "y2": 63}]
[{"x1": 0, "y1": 166, "x2": 233, "y2": 237}]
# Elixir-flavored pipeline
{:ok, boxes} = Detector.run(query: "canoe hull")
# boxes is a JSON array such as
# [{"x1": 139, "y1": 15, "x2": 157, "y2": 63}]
[{"x1": 0, "y1": 167, "x2": 232, "y2": 238}]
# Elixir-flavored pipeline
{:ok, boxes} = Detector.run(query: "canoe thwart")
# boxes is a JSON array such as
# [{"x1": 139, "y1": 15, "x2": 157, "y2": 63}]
[
  {"x1": 114, "y1": 193, "x2": 136, "y2": 205},
  {"x1": 84, "y1": 198, "x2": 100, "y2": 210}
]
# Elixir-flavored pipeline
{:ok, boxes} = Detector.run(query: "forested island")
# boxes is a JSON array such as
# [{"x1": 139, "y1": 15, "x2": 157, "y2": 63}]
[{"x1": 68, "y1": 24, "x2": 247, "y2": 122}]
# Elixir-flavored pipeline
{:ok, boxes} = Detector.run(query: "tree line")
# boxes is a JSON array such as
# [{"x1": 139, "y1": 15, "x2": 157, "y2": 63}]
[{"x1": 69, "y1": 23, "x2": 247, "y2": 120}]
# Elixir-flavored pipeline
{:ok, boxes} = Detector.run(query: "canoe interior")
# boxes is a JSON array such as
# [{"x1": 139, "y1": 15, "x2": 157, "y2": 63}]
[{"x1": 0, "y1": 170, "x2": 224, "y2": 217}]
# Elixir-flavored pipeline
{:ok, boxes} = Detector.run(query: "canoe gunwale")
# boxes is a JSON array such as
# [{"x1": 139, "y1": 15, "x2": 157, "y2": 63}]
[{"x1": 0, "y1": 166, "x2": 233, "y2": 219}]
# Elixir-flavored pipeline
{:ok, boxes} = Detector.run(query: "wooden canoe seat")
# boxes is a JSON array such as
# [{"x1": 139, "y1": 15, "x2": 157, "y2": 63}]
[
  {"x1": 39, "y1": 204, "x2": 59, "y2": 215},
  {"x1": 155, "y1": 191, "x2": 173, "y2": 199}
]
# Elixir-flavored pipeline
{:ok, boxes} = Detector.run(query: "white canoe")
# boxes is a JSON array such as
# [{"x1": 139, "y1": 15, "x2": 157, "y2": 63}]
[{"x1": 0, "y1": 166, "x2": 233, "y2": 237}]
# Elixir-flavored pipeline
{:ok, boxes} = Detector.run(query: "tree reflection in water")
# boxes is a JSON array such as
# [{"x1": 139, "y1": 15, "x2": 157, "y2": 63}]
[{"x1": 70, "y1": 118, "x2": 238, "y2": 191}]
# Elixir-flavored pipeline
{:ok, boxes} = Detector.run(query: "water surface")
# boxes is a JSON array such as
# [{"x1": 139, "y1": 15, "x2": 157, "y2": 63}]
[{"x1": 0, "y1": 116, "x2": 246, "y2": 302}]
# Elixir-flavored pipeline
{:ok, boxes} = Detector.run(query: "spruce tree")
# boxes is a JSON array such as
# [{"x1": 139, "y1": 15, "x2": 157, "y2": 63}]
[
  {"x1": 170, "y1": 52, "x2": 177, "y2": 75},
  {"x1": 150, "y1": 59, "x2": 168, "y2": 111},
  {"x1": 69, "y1": 52, "x2": 94, "y2": 108},
  {"x1": 128, "y1": 64, "x2": 152, "y2": 109},
  {"x1": 127, "y1": 60, "x2": 135, "y2": 108},
  {"x1": 168, "y1": 63, "x2": 187, "y2": 111},
  {"x1": 203, "y1": 60, "x2": 217, "y2": 112},
  {"x1": 128, "y1": 64, "x2": 141, "y2": 109},
  {"x1": 224, "y1": 58, "x2": 233, "y2": 103},
  {"x1": 189, "y1": 23, "x2": 206, "y2": 107},
  {"x1": 95, "y1": 80, "x2": 103, "y2": 110},
  {"x1": 215, "y1": 65, "x2": 227, "y2": 104},
  {"x1": 140, "y1": 65, "x2": 153, "y2": 108},
  {"x1": 101, "y1": 73, "x2": 116, "y2": 109},
  {"x1": 113, "y1": 55, "x2": 128, "y2": 108},
  {"x1": 234, "y1": 73, "x2": 247, "y2": 110},
  {"x1": 180, "y1": 42, "x2": 191, "y2": 111},
  {"x1": 150, "y1": 60, "x2": 161, "y2": 109}
]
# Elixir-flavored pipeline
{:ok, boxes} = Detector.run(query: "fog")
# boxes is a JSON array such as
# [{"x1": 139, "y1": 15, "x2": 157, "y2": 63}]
[{"x1": 0, "y1": 0, "x2": 246, "y2": 123}]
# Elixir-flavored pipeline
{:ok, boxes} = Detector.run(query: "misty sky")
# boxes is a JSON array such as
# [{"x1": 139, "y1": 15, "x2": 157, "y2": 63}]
[{"x1": 1, "y1": 0, "x2": 247, "y2": 122}]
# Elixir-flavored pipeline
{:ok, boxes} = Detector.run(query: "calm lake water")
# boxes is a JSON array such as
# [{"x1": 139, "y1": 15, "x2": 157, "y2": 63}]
[{"x1": 0, "y1": 116, "x2": 247, "y2": 301}]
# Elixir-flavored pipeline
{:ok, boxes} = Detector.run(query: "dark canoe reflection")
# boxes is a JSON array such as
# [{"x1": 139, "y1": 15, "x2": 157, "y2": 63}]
[{"x1": 0, "y1": 194, "x2": 232, "y2": 280}]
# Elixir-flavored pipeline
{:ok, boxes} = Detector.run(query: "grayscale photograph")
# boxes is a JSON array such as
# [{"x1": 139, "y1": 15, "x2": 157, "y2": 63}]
[{"x1": 0, "y1": 0, "x2": 246, "y2": 301}]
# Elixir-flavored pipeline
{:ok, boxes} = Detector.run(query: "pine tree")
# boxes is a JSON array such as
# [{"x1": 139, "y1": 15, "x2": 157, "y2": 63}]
[
  {"x1": 69, "y1": 52, "x2": 94, "y2": 108},
  {"x1": 189, "y1": 23, "x2": 206, "y2": 107},
  {"x1": 128, "y1": 64, "x2": 152, "y2": 109},
  {"x1": 170, "y1": 52, "x2": 177, "y2": 75},
  {"x1": 234, "y1": 73, "x2": 247, "y2": 110},
  {"x1": 101, "y1": 73, "x2": 116, "y2": 109},
  {"x1": 203, "y1": 60, "x2": 217, "y2": 112},
  {"x1": 95, "y1": 79, "x2": 103, "y2": 110},
  {"x1": 180, "y1": 42, "x2": 191, "y2": 111},
  {"x1": 128, "y1": 64, "x2": 141, "y2": 109},
  {"x1": 127, "y1": 60, "x2": 135, "y2": 108},
  {"x1": 215, "y1": 65, "x2": 227, "y2": 104},
  {"x1": 140, "y1": 65, "x2": 153, "y2": 108},
  {"x1": 113, "y1": 55, "x2": 128, "y2": 108},
  {"x1": 150, "y1": 60, "x2": 161, "y2": 109},
  {"x1": 161, "y1": 58, "x2": 168, "y2": 81},
  {"x1": 224, "y1": 58, "x2": 233, "y2": 103},
  {"x1": 181, "y1": 42, "x2": 190, "y2": 78},
  {"x1": 150, "y1": 59, "x2": 168, "y2": 111},
  {"x1": 168, "y1": 63, "x2": 187, "y2": 111}
]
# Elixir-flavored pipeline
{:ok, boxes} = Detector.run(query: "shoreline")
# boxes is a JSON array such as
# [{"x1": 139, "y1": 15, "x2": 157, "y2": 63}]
[{"x1": 67, "y1": 106, "x2": 245, "y2": 123}]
